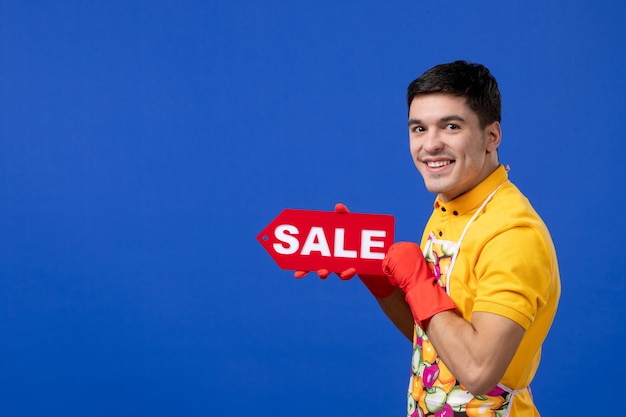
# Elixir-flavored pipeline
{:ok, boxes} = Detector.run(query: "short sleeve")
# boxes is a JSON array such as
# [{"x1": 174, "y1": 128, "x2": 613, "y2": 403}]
[{"x1": 472, "y1": 226, "x2": 553, "y2": 330}]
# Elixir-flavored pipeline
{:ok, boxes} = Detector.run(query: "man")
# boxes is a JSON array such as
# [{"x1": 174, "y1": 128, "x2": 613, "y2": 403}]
[{"x1": 297, "y1": 61, "x2": 560, "y2": 416}]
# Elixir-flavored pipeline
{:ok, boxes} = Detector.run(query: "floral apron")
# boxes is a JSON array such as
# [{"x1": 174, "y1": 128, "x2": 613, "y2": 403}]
[{"x1": 406, "y1": 185, "x2": 528, "y2": 417}]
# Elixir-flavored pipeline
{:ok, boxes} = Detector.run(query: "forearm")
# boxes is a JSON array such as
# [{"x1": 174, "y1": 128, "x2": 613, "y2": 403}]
[
  {"x1": 374, "y1": 288, "x2": 414, "y2": 342},
  {"x1": 424, "y1": 310, "x2": 525, "y2": 395}
]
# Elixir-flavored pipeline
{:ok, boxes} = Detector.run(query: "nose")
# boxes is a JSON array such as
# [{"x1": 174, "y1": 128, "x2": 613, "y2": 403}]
[{"x1": 421, "y1": 130, "x2": 444, "y2": 153}]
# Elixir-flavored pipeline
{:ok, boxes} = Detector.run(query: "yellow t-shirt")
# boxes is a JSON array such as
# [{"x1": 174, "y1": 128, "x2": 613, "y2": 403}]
[{"x1": 410, "y1": 165, "x2": 561, "y2": 417}]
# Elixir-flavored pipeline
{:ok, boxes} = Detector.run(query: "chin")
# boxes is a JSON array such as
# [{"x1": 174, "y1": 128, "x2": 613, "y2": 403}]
[
  {"x1": 423, "y1": 179, "x2": 450, "y2": 195},
  {"x1": 424, "y1": 186, "x2": 447, "y2": 197}
]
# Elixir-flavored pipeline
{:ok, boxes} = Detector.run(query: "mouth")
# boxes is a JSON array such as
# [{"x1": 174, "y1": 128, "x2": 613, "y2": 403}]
[{"x1": 423, "y1": 159, "x2": 455, "y2": 169}]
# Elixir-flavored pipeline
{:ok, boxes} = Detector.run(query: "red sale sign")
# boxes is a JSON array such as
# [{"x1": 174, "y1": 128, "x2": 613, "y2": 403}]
[{"x1": 257, "y1": 209, "x2": 395, "y2": 275}]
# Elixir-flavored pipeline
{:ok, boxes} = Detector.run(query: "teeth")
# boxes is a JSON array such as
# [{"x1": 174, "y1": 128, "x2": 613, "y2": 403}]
[{"x1": 427, "y1": 160, "x2": 451, "y2": 168}]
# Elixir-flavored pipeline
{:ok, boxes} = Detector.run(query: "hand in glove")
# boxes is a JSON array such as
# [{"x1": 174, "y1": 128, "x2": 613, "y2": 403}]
[{"x1": 382, "y1": 242, "x2": 456, "y2": 328}]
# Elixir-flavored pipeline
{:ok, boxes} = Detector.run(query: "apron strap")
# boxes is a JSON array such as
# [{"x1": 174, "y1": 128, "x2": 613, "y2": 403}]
[
  {"x1": 445, "y1": 183, "x2": 504, "y2": 296},
  {"x1": 495, "y1": 382, "x2": 529, "y2": 417}
]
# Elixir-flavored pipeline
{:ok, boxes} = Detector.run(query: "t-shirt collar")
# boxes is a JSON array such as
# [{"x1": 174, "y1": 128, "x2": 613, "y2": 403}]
[{"x1": 433, "y1": 165, "x2": 508, "y2": 216}]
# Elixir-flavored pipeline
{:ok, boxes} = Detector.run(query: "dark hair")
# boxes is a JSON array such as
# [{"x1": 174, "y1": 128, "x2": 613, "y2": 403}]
[{"x1": 406, "y1": 60, "x2": 501, "y2": 128}]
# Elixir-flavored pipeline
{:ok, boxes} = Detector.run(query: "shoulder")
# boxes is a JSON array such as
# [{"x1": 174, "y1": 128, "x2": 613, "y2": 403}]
[{"x1": 473, "y1": 180, "x2": 554, "y2": 247}]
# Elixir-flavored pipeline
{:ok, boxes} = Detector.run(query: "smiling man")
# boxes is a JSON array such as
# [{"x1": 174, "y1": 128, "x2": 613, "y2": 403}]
[
  {"x1": 408, "y1": 93, "x2": 501, "y2": 203},
  {"x1": 379, "y1": 61, "x2": 561, "y2": 416},
  {"x1": 293, "y1": 61, "x2": 561, "y2": 417}
]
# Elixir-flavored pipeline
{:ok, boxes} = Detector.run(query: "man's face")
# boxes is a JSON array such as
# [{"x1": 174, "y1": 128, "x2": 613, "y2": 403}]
[{"x1": 408, "y1": 93, "x2": 501, "y2": 203}]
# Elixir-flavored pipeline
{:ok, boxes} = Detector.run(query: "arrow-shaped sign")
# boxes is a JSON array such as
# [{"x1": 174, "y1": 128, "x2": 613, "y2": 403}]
[{"x1": 257, "y1": 208, "x2": 395, "y2": 275}]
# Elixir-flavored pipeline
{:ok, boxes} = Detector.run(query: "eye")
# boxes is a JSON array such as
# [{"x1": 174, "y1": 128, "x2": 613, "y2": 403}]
[
  {"x1": 444, "y1": 123, "x2": 460, "y2": 130},
  {"x1": 412, "y1": 126, "x2": 425, "y2": 133}
]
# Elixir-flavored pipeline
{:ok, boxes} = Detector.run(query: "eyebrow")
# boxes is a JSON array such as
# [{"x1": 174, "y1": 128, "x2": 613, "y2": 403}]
[{"x1": 408, "y1": 115, "x2": 467, "y2": 126}]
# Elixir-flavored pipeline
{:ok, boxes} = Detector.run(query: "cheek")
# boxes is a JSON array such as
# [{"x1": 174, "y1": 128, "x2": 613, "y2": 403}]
[
  {"x1": 455, "y1": 140, "x2": 482, "y2": 164},
  {"x1": 465, "y1": 146, "x2": 488, "y2": 167},
  {"x1": 410, "y1": 148, "x2": 425, "y2": 171},
  {"x1": 409, "y1": 140, "x2": 420, "y2": 158}
]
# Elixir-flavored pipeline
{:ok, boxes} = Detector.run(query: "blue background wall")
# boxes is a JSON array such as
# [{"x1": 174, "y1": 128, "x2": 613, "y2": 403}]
[{"x1": 1, "y1": 1, "x2": 625, "y2": 415}]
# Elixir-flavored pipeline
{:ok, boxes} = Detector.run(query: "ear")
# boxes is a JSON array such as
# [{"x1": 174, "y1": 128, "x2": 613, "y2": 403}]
[{"x1": 484, "y1": 121, "x2": 502, "y2": 153}]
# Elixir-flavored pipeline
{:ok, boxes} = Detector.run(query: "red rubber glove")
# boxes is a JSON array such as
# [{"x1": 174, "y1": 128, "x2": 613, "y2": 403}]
[
  {"x1": 294, "y1": 203, "x2": 396, "y2": 299},
  {"x1": 382, "y1": 242, "x2": 456, "y2": 328}
]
